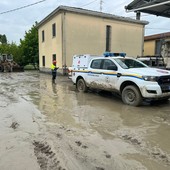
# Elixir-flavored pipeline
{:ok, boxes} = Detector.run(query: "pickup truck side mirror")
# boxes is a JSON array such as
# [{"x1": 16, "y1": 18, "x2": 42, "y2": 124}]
[{"x1": 107, "y1": 65, "x2": 118, "y2": 71}]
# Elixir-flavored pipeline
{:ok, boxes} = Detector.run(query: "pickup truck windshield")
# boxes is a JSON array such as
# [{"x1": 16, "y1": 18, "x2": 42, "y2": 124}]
[{"x1": 114, "y1": 58, "x2": 147, "y2": 69}]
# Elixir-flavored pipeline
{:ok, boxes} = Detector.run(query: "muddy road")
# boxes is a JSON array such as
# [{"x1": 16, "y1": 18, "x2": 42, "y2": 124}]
[{"x1": 0, "y1": 71, "x2": 170, "y2": 170}]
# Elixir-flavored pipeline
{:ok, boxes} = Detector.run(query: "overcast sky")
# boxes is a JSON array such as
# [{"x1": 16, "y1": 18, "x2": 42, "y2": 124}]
[{"x1": 0, "y1": 0, "x2": 170, "y2": 44}]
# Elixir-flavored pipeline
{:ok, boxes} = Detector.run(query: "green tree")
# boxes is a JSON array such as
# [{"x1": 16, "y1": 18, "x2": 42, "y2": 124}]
[
  {"x1": 0, "y1": 34, "x2": 7, "y2": 44},
  {"x1": 0, "y1": 23, "x2": 39, "y2": 68},
  {"x1": 20, "y1": 22, "x2": 39, "y2": 69}
]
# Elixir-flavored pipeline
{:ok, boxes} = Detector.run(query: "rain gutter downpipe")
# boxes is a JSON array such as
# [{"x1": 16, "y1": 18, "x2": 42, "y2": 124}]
[{"x1": 62, "y1": 12, "x2": 66, "y2": 75}]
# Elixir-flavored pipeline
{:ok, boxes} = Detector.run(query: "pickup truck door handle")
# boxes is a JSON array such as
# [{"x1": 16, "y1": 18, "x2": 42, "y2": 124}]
[{"x1": 117, "y1": 73, "x2": 122, "y2": 77}]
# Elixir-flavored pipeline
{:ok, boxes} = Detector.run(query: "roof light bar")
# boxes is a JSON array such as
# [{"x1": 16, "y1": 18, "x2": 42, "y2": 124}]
[{"x1": 103, "y1": 52, "x2": 126, "y2": 57}]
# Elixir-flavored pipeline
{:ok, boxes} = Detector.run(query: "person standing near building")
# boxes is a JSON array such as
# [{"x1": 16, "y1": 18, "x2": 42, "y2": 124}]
[{"x1": 51, "y1": 60, "x2": 59, "y2": 83}]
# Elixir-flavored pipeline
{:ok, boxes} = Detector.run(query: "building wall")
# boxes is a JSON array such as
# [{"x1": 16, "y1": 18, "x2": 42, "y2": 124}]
[
  {"x1": 38, "y1": 13, "x2": 63, "y2": 72},
  {"x1": 38, "y1": 11, "x2": 145, "y2": 73},
  {"x1": 65, "y1": 13, "x2": 145, "y2": 67},
  {"x1": 144, "y1": 40, "x2": 155, "y2": 55}
]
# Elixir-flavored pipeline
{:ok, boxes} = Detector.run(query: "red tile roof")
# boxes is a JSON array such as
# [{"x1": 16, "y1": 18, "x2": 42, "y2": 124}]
[{"x1": 145, "y1": 32, "x2": 170, "y2": 41}]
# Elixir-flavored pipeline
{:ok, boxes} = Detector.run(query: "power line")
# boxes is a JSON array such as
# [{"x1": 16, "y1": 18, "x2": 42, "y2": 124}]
[
  {"x1": 112, "y1": 1, "x2": 128, "y2": 9},
  {"x1": 0, "y1": 0, "x2": 46, "y2": 15},
  {"x1": 80, "y1": 0, "x2": 98, "y2": 8}
]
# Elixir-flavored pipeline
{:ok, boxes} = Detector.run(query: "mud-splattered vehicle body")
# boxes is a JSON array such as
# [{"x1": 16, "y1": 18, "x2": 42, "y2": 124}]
[{"x1": 70, "y1": 53, "x2": 170, "y2": 106}]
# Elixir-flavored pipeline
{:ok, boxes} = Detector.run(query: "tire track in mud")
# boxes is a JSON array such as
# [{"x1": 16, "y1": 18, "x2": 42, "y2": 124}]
[
  {"x1": 10, "y1": 121, "x2": 19, "y2": 129},
  {"x1": 46, "y1": 125, "x2": 109, "y2": 170},
  {"x1": 120, "y1": 132, "x2": 170, "y2": 166},
  {"x1": 0, "y1": 83, "x2": 18, "y2": 107},
  {"x1": 33, "y1": 140, "x2": 66, "y2": 170}
]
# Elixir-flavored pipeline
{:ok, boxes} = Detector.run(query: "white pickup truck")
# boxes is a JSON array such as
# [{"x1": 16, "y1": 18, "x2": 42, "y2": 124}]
[{"x1": 69, "y1": 53, "x2": 170, "y2": 106}]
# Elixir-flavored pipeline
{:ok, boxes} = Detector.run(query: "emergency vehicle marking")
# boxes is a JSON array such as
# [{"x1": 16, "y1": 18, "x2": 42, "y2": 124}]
[
  {"x1": 70, "y1": 54, "x2": 170, "y2": 105},
  {"x1": 122, "y1": 74, "x2": 143, "y2": 80},
  {"x1": 156, "y1": 70, "x2": 169, "y2": 74},
  {"x1": 72, "y1": 70, "x2": 143, "y2": 79}
]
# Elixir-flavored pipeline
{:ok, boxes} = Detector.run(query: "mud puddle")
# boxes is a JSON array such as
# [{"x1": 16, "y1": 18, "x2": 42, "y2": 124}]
[{"x1": 0, "y1": 71, "x2": 170, "y2": 170}]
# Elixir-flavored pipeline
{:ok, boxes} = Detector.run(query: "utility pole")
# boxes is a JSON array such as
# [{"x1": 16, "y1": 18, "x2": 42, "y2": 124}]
[{"x1": 100, "y1": 0, "x2": 103, "y2": 12}]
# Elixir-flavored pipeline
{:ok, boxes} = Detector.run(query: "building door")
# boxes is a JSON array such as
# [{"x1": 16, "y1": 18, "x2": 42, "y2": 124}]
[{"x1": 42, "y1": 56, "x2": 45, "y2": 67}]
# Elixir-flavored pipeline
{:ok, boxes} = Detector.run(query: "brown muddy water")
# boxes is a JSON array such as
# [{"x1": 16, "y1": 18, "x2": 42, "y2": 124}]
[{"x1": 0, "y1": 71, "x2": 170, "y2": 170}]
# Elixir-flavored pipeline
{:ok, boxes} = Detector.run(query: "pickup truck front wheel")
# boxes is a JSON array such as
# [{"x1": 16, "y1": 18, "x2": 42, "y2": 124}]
[
  {"x1": 122, "y1": 85, "x2": 142, "y2": 106},
  {"x1": 76, "y1": 79, "x2": 88, "y2": 92}
]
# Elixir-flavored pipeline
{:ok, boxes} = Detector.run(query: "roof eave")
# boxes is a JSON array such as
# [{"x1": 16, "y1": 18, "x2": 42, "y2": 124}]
[
  {"x1": 126, "y1": 0, "x2": 170, "y2": 12},
  {"x1": 36, "y1": 6, "x2": 62, "y2": 28},
  {"x1": 37, "y1": 6, "x2": 149, "y2": 29}
]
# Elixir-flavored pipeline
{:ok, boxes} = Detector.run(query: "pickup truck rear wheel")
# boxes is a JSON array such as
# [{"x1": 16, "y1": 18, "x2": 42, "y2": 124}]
[
  {"x1": 76, "y1": 79, "x2": 88, "y2": 92},
  {"x1": 122, "y1": 85, "x2": 142, "y2": 106}
]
